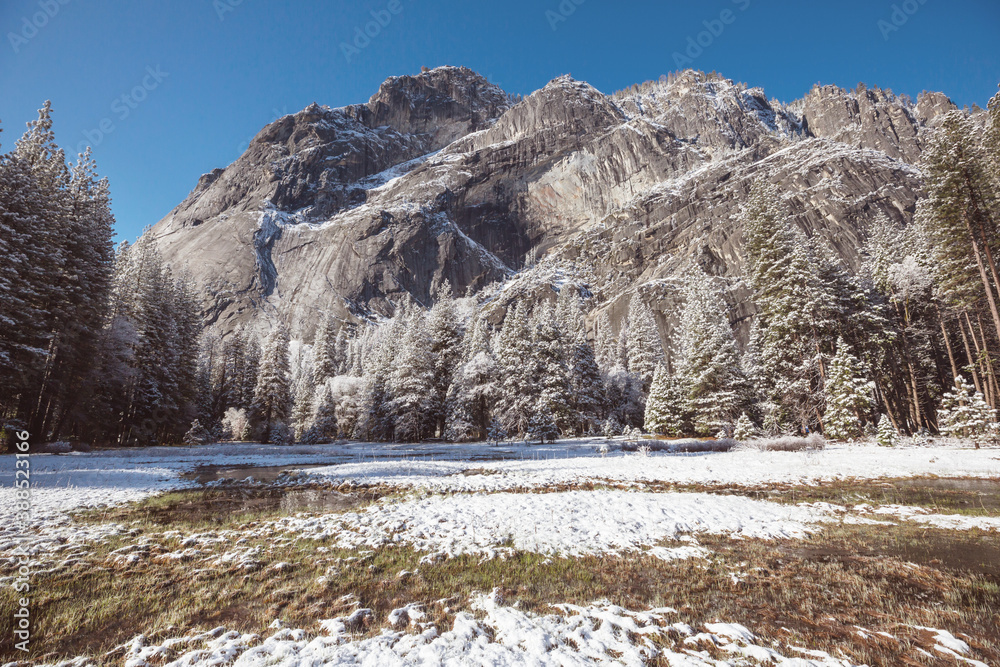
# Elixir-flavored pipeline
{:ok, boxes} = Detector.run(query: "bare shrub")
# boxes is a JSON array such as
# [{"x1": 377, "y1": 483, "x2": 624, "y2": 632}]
[
  {"x1": 743, "y1": 433, "x2": 826, "y2": 451},
  {"x1": 620, "y1": 438, "x2": 738, "y2": 453}
]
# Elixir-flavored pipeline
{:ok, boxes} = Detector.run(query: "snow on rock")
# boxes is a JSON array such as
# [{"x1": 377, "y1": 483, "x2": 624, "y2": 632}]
[{"x1": 272, "y1": 490, "x2": 827, "y2": 559}]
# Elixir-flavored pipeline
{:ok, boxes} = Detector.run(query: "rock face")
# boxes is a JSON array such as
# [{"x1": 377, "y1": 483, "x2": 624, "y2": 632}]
[{"x1": 148, "y1": 67, "x2": 958, "y2": 343}]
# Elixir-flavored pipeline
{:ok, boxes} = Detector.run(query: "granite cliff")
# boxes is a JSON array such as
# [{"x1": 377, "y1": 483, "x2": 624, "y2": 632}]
[{"x1": 148, "y1": 66, "x2": 957, "y2": 346}]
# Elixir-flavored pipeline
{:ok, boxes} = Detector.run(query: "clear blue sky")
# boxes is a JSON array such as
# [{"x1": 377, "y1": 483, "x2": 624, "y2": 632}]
[{"x1": 2, "y1": 0, "x2": 998, "y2": 242}]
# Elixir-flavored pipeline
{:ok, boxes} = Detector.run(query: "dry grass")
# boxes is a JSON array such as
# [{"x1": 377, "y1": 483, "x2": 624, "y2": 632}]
[
  {"x1": 623, "y1": 438, "x2": 739, "y2": 453},
  {"x1": 2, "y1": 494, "x2": 998, "y2": 666},
  {"x1": 741, "y1": 433, "x2": 827, "y2": 451},
  {"x1": 696, "y1": 476, "x2": 1000, "y2": 517},
  {"x1": 4, "y1": 476, "x2": 999, "y2": 664}
]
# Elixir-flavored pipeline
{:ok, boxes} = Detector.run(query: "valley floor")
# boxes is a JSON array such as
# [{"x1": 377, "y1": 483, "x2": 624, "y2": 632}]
[{"x1": 1, "y1": 438, "x2": 999, "y2": 666}]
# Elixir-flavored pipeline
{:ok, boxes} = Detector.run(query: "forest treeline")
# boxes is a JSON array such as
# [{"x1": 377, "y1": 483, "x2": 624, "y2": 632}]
[{"x1": 2, "y1": 93, "x2": 1000, "y2": 447}]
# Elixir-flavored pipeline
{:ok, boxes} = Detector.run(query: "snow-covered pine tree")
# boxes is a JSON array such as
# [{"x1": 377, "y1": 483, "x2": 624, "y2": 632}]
[
  {"x1": 332, "y1": 327, "x2": 349, "y2": 375},
  {"x1": 241, "y1": 330, "x2": 261, "y2": 413},
  {"x1": 251, "y1": 324, "x2": 292, "y2": 442},
  {"x1": 876, "y1": 413, "x2": 898, "y2": 447},
  {"x1": 594, "y1": 311, "x2": 617, "y2": 371},
  {"x1": 676, "y1": 267, "x2": 749, "y2": 435},
  {"x1": 861, "y1": 210, "x2": 940, "y2": 434},
  {"x1": 567, "y1": 330, "x2": 604, "y2": 435},
  {"x1": 643, "y1": 364, "x2": 688, "y2": 436},
  {"x1": 183, "y1": 419, "x2": 210, "y2": 445},
  {"x1": 312, "y1": 314, "x2": 338, "y2": 383},
  {"x1": 291, "y1": 369, "x2": 316, "y2": 439},
  {"x1": 530, "y1": 302, "x2": 573, "y2": 434},
  {"x1": 494, "y1": 301, "x2": 537, "y2": 437},
  {"x1": 355, "y1": 321, "x2": 396, "y2": 441},
  {"x1": 937, "y1": 375, "x2": 998, "y2": 440},
  {"x1": 823, "y1": 337, "x2": 875, "y2": 440},
  {"x1": 0, "y1": 104, "x2": 115, "y2": 441},
  {"x1": 427, "y1": 282, "x2": 464, "y2": 436},
  {"x1": 444, "y1": 310, "x2": 498, "y2": 441},
  {"x1": 301, "y1": 382, "x2": 339, "y2": 443},
  {"x1": 923, "y1": 111, "x2": 1000, "y2": 345},
  {"x1": 389, "y1": 308, "x2": 436, "y2": 442},
  {"x1": 742, "y1": 179, "x2": 828, "y2": 432},
  {"x1": 0, "y1": 135, "x2": 58, "y2": 409},
  {"x1": 625, "y1": 296, "x2": 664, "y2": 391},
  {"x1": 733, "y1": 412, "x2": 756, "y2": 441}
]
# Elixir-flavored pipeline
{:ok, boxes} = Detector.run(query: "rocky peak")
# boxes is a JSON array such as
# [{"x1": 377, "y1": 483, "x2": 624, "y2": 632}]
[
  {"x1": 354, "y1": 65, "x2": 511, "y2": 146},
  {"x1": 612, "y1": 70, "x2": 804, "y2": 153},
  {"x1": 465, "y1": 74, "x2": 623, "y2": 149},
  {"x1": 149, "y1": 66, "x2": 960, "y2": 343},
  {"x1": 796, "y1": 83, "x2": 950, "y2": 163}
]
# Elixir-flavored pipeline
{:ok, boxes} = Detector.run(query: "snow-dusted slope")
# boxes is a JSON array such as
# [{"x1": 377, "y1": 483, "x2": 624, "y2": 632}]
[{"x1": 147, "y1": 66, "x2": 959, "y2": 340}]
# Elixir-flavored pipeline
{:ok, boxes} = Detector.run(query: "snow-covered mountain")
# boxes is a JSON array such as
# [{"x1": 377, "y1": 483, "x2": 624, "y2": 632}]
[{"x1": 148, "y1": 66, "x2": 957, "y2": 342}]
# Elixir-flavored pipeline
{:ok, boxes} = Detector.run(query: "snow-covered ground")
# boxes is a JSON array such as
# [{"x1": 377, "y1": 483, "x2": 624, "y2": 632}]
[
  {"x1": 42, "y1": 592, "x2": 986, "y2": 667},
  {"x1": 6, "y1": 440, "x2": 998, "y2": 666},
  {"x1": 2, "y1": 438, "x2": 998, "y2": 531},
  {"x1": 267, "y1": 489, "x2": 821, "y2": 561}
]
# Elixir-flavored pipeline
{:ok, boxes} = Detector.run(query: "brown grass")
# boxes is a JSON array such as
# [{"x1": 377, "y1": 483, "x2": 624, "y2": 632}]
[
  {"x1": 1, "y1": 500, "x2": 998, "y2": 666},
  {"x1": 4, "y1": 476, "x2": 999, "y2": 665}
]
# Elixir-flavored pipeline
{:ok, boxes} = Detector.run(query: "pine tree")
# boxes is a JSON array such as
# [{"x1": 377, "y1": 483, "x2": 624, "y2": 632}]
[
  {"x1": 0, "y1": 104, "x2": 114, "y2": 441},
  {"x1": 356, "y1": 318, "x2": 398, "y2": 442},
  {"x1": 530, "y1": 302, "x2": 573, "y2": 433},
  {"x1": 876, "y1": 413, "x2": 898, "y2": 447},
  {"x1": 251, "y1": 324, "x2": 292, "y2": 441},
  {"x1": 427, "y1": 283, "x2": 463, "y2": 436},
  {"x1": 444, "y1": 311, "x2": 497, "y2": 441},
  {"x1": 494, "y1": 302, "x2": 537, "y2": 436},
  {"x1": 594, "y1": 311, "x2": 617, "y2": 371},
  {"x1": 625, "y1": 296, "x2": 664, "y2": 391},
  {"x1": 292, "y1": 372, "x2": 316, "y2": 439},
  {"x1": 312, "y1": 314, "x2": 338, "y2": 383},
  {"x1": 566, "y1": 331, "x2": 604, "y2": 434},
  {"x1": 332, "y1": 327, "x2": 349, "y2": 375},
  {"x1": 0, "y1": 138, "x2": 56, "y2": 406},
  {"x1": 733, "y1": 412, "x2": 756, "y2": 441},
  {"x1": 301, "y1": 383, "x2": 339, "y2": 443},
  {"x1": 823, "y1": 338, "x2": 875, "y2": 440},
  {"x1": 742, "y1": 179, "x2": 828, "y2": 431},
  {"x1": 183, "y1": 419, "x2": 211, "y2": 445},
  {"x1": 676, "y1": 268, "x2": 749, "y2": 435},
  {"x1": 643, "y1": 364, "x2": 688, "y2": 436},
  {"x1": 389, "y1": 309, "x2": 435, "y2": 442},
  {"x1": 938, "y1": 375, "x2": 997, "y2": 439},
  {"x1": 923, "y1": 111, "x2": 1000, "y2": 344}
]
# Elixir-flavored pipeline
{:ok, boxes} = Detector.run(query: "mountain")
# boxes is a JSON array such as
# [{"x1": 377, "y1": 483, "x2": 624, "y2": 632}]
[{"x1": 148, "y1": 66, "x2": 957, "y2": 346}]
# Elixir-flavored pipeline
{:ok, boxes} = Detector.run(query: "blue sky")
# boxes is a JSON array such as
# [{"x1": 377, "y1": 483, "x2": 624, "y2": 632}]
[{"x1": 2, "y1": 0, "x2": 998, "y2": 242}]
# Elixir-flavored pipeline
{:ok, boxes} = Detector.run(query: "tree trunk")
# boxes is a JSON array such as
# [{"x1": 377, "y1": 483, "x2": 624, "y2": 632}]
[
  {"x1": 938, "y1": 308, "x2": 960, "y2": 382},
  {"x1": 961, "y1": 212, "x2": 1000, "y2": 344},
  {"x1": 958, "y1": 312, "x2": 984, "y2": 395},
  {"x1": 974, "y1": 312, "x2": 1000, "y2": 408},
  {"x1": 893, "y1": 300, "x2": 924, "y2": 429}
]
